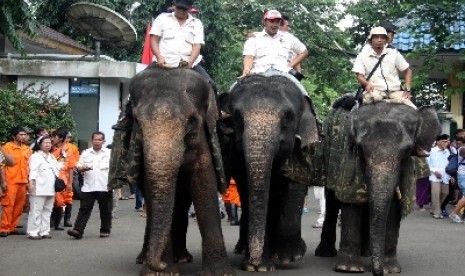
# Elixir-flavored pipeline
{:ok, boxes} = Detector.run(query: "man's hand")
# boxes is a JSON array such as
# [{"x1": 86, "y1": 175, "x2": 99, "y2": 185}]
[
  {"x1": 365, "y1": 83, "x2": 374, "y2": 92},
  {"x1": 238, "y1": 68, "x2": 251, "y2": 79},
  {"x1": 402, "y1": 90, "x2": 412, "y2": 99},
  {"x1": 156, "y1": 56, "x2": 167, "y2": 67},
  {"x1": 434, "y1": 171, "x2": 442, "y2": 179}
]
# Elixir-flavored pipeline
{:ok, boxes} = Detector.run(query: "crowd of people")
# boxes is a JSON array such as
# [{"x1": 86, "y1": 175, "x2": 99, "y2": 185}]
[{"x1": 421, "y1": 130, "x2": 465, "y2": 223}]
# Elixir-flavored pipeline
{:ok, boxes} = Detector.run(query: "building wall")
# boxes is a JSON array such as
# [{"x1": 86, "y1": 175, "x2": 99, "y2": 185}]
[{"x1": 16, "y1": 76, "x2": 121, "y2": 145}]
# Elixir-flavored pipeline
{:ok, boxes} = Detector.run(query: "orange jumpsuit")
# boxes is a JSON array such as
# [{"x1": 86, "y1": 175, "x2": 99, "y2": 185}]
[
  {"x1": 51, "y1": 143, "x2": 78, "y2": 206},
  {"x1": 222, "y1": 178, "x2": 241, "y2": 207},
  {"x1": 0, "y1": 142, "x2": 32, "y2": 233}
]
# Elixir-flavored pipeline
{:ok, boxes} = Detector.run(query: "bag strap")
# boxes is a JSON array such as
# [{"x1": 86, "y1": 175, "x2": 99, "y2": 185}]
[
  {"x1": 366, "y1": 53, "x2": 386, "y2": 82},
  {"x1": 41, "y1": 154, "x2": 59, "y2": 178}
]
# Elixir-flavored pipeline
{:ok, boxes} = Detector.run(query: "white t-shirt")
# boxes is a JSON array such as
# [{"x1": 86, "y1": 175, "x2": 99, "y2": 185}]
[
  {"x1": 150, "y1": 12, "x2": 204, "y2": 67},
  {"x1": 78, "y1": 147, "x2": 111, "y2": 192},
  {"x1": 243, "y1": 30, "x2": 307, "y2": 74},
  {"x1": 352, "y1": 46, "x2": 409, "y2": 92}
]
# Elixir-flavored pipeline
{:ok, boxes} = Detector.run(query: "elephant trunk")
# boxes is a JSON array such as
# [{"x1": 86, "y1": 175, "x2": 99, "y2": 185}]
[
  {"x1": 140, "y1": 119, "x2": 185, "y2": 271},
  {"x1": 243, "y1": 110, "x2": 279, "y2": 266},
  {"x1": 365, "y1": 156, "x2": 399, "y2": 276}
]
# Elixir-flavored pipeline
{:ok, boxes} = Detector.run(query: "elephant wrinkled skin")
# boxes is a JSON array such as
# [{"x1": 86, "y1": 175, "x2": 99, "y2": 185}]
[
  {"x1": 219, "y1": 74, "x2": 319, "y2": 272},
  {"x1": 111, "y1": 66, "x2": 234, "y2": 276}
]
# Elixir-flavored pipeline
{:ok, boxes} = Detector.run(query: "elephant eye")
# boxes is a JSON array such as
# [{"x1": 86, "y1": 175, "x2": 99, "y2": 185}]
[
  {"x1": 186, "y1": 116, "x2": 199, "y2": 134},
  {"x1": 282, "y1": 110, "x2": 295, "y2": 128}
]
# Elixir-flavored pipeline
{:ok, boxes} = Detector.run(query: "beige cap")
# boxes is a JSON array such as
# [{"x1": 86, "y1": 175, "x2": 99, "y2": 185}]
[{"x1": 368, "y1": 26, "x2": 388, "y2": 40}]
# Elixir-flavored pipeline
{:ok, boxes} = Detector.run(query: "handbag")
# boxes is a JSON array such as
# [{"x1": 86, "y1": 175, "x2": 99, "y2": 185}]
[
  {"x1": 54, "y1": 177, "x2": 66, "y2": 192},
  {"x1": 41, "y1": 154, "x2": 66, "y2": 192},
  {"x1": 355, "y1": 53, "x2": 386, "y2": 104}
]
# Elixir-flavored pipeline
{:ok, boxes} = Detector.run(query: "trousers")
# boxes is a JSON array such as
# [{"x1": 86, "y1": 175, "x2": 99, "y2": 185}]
[
  {"x1": 73, "y1": 191, "x2": 113, "y2": 234},
  {"x1": 26, "y1": 195, "x2": 54, "y2": 236}
]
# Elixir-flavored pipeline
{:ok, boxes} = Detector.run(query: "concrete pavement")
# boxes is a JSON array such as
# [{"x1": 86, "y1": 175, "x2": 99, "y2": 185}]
[{"x1": 0, "y1": 196, "x2": 463, "y2": 276}]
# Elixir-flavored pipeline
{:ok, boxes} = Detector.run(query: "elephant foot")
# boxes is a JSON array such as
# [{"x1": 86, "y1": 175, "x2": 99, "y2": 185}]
[
  {"x1": 136, "y1": 249, "x2": 147, "y2": 264},
  {"x1": 314, "y1": 242, "x2": 337, "y2": 257},
  {"x1": 241, "y1": 258, "x2": 274, "y2": 272},
  {"x1": 173, "y1": 249, "x2": 193, "y2": 264},
  {"x1": 271, "y1": 235, "x2": 306, "y2": 264},
  {"x1": 140, "y1": 264, "x2": 180, "y2": 276},
  {"x1": 383, "y1": 256, "x2": 402, "y2": 273},
  {"x1": 334, "y1": 251, "x2": 364, "y2": 273},
  {"x1": 233, "y1": 240, "x2": 246, "y2": 255}
]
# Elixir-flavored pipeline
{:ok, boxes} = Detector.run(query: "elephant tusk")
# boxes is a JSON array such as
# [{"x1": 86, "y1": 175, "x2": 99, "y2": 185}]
[{"x1": 395, "y1": 186, "x2": 402, "y2": 200}]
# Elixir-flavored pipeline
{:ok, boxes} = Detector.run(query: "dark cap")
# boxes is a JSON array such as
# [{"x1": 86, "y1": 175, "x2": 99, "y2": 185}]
[
  {"x1": 380, "y1": 22, "x2": 397, "y2": 34},
  {"x1": 174, "y1": 0, "x2": 193, "y2": 9}
]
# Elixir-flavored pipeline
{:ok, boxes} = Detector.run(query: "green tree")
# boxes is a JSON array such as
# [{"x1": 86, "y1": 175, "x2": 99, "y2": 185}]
[
  {"x1": 0, "y1": 0, "x2": 38, "y2": 53},
  {"x1": 0, "y1": 83, "x2": 76, "y2": 143}
]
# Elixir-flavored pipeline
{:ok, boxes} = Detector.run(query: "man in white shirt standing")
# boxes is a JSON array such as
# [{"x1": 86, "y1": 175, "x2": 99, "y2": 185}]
[
  {"x1": 427, "y1": 134, "x2": 451, "y2": 219},
  {"x1": 241, "y1": 10, "x2": 308, "y2": 78},
  {"x1": 150, "y1": 0, "x2": 216, "y2": 93},
  {"x1": 67, "y1": 131, "x2": 112, "y2": 239}
]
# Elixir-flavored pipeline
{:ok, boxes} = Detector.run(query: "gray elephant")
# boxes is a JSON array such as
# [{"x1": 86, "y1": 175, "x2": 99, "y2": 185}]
[
  {"x1": 219, "y1": 74, "x2": 320, "y2": 272},
  {"x1": 109, "y1": 65, "x2": 234, "y2": 276},
  {"x1": 315, "y1": 99, "x2": 439, "y2": 276}
]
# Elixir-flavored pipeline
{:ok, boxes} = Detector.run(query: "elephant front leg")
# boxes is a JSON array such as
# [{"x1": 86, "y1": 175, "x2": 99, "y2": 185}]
[
  {"x1": 315, "y1": 188, "x2": 340, "y2": 257},
  {"x1": 383, "y1": 196, "x2": 402, "y2": 274},
  {"x1": 271, "y1": 181, "x2": 307, "y2": 264},
  {"x1": 191, "y1": 154, "x2": 235, "y2": 275},
  {"x1": 335, "y1": 203, "x2": 364, "y2": 272}
]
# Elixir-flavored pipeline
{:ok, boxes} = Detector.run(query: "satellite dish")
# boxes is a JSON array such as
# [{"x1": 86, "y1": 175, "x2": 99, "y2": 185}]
[{"x1": 67, "y1": 2, "x2": 137, "y2": 59}]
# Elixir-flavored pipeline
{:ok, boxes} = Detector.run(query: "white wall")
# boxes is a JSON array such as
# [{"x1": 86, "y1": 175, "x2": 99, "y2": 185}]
[
  {"x1": 17, "y1": 76, "x2": 69, "y2": 103},
  {"x1": 99, "y1": 78, "x2": 121, "y2": 145}
]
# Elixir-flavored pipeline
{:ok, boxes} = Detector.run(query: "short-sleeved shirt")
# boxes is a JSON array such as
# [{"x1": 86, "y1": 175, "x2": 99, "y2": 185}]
[
  {"x1": 78, "y1": 147, "x2": 111, "y2": 192},
  {"x1": 150, "y1": 12, "x2": 204, "y2": 67},
  {"x1": 2, "y1": 142, "x2": 32, "y2": 185},
  {"x1": 352, "y1": 46, "x2": 409, "y2": 92},
  {"x1": 243, "y1": 30, "x2": 307, "y2": 74}
]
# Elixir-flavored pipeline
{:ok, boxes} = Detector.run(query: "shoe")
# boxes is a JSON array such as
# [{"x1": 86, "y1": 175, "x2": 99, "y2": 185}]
[
  {"x1": 100, "y1": 232, "x2": 110, "y2": 238},
  {"x1": 128, "y1": 194, "x2": 135, "y2": 199},
  {"x1": 432, "y1": 214, "x2": 444, "y2": 219},
  {"x1": 419, "y1": 208, "x2": 426, "y2": 212},
  {"x1": 15, "y1": 225, "x2": 23, "y2": 229},
  {"x1": 449, "y1": 214, "x2": 464, "y2": 223},
  {"x1": 10, "y1": 229, "x2": 26, "y2": 235},
  {"x1": 134, "y1": 208, "x2": 143, "y2": 212},
  {"x1": 303, "y1": 208, "x2": 309, "y2": 214},
  {"x1": 112, "y1": 214, "x2": 119, "y2": 219},
  {"x1": 312, "y1": 223, "x2": 323, "y2": 228},
  {"x1": 41, "y1": 235, "x2": 52, "y2": 239},
  {"x1": 28, "y1": 236, "x2": 42, "y2": 240},
  {"x1": 119, "y1": 197, "x2": 129, "y2": 200},
  {"x1": 67, "y1": 229, "x2": 82, "y2": 239},
  {"x1": 54, "y1": 226, "x2": 64, "y2": 231},
  {"x1": 0, "y1": 232, "x2": 8, "y2": 237},
  {"x1": 441, "y1": 210, "x2": 449, "y2": 217}
]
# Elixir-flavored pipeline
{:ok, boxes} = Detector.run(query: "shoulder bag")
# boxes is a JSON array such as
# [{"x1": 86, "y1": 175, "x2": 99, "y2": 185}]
[{"x1": 41, "y1": 155, "x2": 66, "y2": 192}]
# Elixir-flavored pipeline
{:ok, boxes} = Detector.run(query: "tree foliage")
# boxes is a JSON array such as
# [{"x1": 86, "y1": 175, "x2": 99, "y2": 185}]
[
  {"x1": 0, "y1": 0, "x2": 38, "y2": 53},
  {"x1": 0, "y1": 83, "x2": 76, "y2": 143}
]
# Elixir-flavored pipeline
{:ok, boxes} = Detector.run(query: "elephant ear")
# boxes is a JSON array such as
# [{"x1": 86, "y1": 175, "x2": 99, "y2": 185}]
[
  {"x1": 205, "y1": 88, "x2": 228, "y2": 194},
  {"x1": 416, "y1": 106, "x2": 441, "y2": 152},
  {"x1": 298, "y1": 97, "x2": 320, "y2": 149}
]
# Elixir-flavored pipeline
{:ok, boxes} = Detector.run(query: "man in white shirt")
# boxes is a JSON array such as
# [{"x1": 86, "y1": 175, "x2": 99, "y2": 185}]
[
  {"x1": 352, "y1": 27, "x2": 415, "y2": 108},
  {"x1": 67, "y1": 131, "x2": 112, "y2": 239},
  {"x1": 241, "y1": 10, "x2": 308, "y2": 78},
  {"x1": 427, "y1": 134, "x2": 451, "y2": 219},
  {"x1": 150, "y1": 0, "x2": 216, "y2": 92}
]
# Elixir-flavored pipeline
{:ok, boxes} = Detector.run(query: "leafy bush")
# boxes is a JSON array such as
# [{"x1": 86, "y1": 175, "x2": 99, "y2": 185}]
[{"x1": 0, "y1": 82, "x2": 76, "y2": 143}]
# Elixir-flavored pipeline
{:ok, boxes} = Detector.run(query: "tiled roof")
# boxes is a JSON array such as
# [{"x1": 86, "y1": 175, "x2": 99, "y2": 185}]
[
  {"x1": 392, "y1": 21, "x2": 465, "y2": 52},
  {"x1": 37, "y1": 25, "x2": 92, "y2": 53}
]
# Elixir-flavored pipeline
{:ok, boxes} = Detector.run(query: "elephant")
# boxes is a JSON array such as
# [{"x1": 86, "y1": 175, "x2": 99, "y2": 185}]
[
  {"x1": 219, "y1": 73, "x2": 320, "y2": 272},
  {"x1": 314, "y1": 98, "x2": 440, "y2": 276},
  {"x1": 109, "y1": 65, "x2": 234, "y2": 276}
]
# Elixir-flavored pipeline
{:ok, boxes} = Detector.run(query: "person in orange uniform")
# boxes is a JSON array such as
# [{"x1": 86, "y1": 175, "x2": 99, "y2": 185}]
[
  {"x1": 0, "y1": 127, "x2": 33, "y2": 237},
  {"x1": 64, "y1": 131, "x2": 80, "y2": 227},
  {"x1": 50, "y1": 127, "x2": 77, "y2": 230},
  {"x1": 221, "y1": 178, "x2": 241, "y2": 226}
]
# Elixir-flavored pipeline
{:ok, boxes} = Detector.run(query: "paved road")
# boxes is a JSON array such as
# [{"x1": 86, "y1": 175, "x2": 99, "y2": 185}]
[{"x1": 1, "y1": 196, "x2": 463, "y2": 276}]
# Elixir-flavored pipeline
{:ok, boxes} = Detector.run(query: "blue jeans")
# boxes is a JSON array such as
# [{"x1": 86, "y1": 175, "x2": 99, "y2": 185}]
[
  {"x1": 135, "y1": 186, "x2": 144, "y2": 210},
  {"x1": 457, "y1": 174, "x2": 465, "y2": 194}
]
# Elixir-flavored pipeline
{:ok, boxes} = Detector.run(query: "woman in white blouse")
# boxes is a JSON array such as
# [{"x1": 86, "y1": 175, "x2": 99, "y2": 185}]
[{"x1": 27, "y1": 136, "x2": 62, "y2": 239}]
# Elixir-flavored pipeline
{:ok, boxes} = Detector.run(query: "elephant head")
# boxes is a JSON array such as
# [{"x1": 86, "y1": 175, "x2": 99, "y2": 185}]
[
  {"x1": 349, "y1": 103, "x2": 440, "y2": 275},
  {"x1": 220, "y1": 74, "x2": 318, "y2": 269}
]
